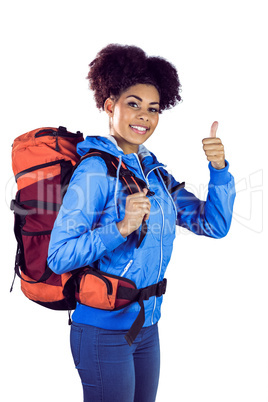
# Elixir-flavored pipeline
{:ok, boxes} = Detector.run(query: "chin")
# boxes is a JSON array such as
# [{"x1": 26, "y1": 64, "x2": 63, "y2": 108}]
[{"x1": 130, "y1": 132, "x2": 151, "y2": 144}]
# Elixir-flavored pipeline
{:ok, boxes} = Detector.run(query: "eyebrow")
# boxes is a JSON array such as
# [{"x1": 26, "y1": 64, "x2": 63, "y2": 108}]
[{"x1": 126, "y1": 95, "x2": 160, "y2": 105}]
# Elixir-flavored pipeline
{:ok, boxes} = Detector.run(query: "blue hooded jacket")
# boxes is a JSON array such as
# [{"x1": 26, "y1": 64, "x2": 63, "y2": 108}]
[{"x1": 47, "y1": 135, "x2": 236, "y2": 330}]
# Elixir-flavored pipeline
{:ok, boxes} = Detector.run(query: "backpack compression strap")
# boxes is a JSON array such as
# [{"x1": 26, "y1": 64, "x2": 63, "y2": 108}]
[{"x1": 77, "y1": 149, "x2": 150, "y2": 248}]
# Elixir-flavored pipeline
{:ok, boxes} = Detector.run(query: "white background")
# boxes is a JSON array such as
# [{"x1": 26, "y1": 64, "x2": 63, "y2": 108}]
[{"x1": 1, "y1": 1, "x2": 267, "y2": 401}]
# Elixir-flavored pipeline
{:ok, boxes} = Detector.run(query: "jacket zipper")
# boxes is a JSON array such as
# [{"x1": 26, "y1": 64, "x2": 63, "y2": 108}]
[
  {"x1": 134, "y1": 154, "x2": 150, "y2": 188},
  {"x1": 120, "y1": 260, "x2": 134, "y2": 277},
  {"x1": 134, "y1": 154, "x2": 164, "y2": 325},
  {"x1": 157, "y1": 171, "x2": 178, "y2": 217},
  {"x1": 150, "y1": 196, "x2": 164, "y2": 324}
]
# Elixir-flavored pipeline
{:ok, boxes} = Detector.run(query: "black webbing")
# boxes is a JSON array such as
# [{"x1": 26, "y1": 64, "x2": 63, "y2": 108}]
[
  {"x1": 136, "y1": 221, "x2": 148, "y2": 249},
  {"x1": 11, "y1": 199, "x2": 61, "y2": 214},
  {"x1": 158, "y1": 169, "x2": 185, "y2": 194},
  {"x1": 117, "y1": 278, "x2": 167, "y2": 346},
  {"x1": 78, "y1": 149, "x2": 149, "y2": 248},
  {"x1": 14, "y1": 264, "x2": 54, "y2": 284}
]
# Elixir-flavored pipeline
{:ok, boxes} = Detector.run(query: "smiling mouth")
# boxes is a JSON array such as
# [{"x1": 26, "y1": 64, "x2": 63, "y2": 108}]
[{"x1": 130, "y1": 125, "x2": 149, "y2": 134}]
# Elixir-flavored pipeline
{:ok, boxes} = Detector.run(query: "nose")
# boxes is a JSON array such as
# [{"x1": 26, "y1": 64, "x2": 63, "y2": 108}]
[{"x1": 138, "y1": 109, "x2": 149, "y2": 121}]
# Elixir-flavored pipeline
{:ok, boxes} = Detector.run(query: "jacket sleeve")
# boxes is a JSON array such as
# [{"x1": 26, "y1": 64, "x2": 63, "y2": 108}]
[
  {"x1": 47, "y1": 157, "x2": 126, "y2": 274},
  {"x1": 159, "y1": 161, "x2": 236, "y2": 238}
]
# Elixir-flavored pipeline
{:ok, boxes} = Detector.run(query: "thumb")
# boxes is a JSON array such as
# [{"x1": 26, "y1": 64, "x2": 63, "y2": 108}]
[
  {"x1": 210, "y1": 121, "x2": 219, "y2": 138},
  {"x1": 143, "y1": 187, "x2": 149, "y2": 195}
]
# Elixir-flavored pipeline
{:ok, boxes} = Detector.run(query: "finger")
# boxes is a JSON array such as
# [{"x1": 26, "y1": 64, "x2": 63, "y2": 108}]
[
  {"x1": 130, "y1": 199, "x2": 151, "y2": 212},
  {"x1": 132, "y1": 196, "x2": 151, "y2": 206},
  {"x1": 128, "y1": 191, "x2": 148, "y2": 200},
  {"x1": 203, "y1": 142, "x2": 224, "y2": 151},
  {"x1": 202, "y1": 137, "x2": 222, "y2": 145},
  {"x1": 136, "y1": 201, "x2": 151, "y2": 212},
  {"x1": 204, "y1": 149, "x2": 225, "y2": 156},
  {"x1": 210, "y1": 121, "x2": 218, "y2": 138}
]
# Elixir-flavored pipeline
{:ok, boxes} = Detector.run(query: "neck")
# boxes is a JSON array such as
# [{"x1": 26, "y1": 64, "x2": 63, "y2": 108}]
[{"x1": 110, "y1": 135, "x2": 139, "y2": 155}]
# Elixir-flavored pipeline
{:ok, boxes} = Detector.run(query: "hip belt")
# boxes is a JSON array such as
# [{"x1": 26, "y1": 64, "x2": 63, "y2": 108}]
[{"x1": 73, "y1": 267, "x2": 167, "y2": 346}]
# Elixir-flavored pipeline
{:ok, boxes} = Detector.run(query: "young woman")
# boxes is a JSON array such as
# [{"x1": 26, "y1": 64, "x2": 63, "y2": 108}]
[{"x1": 47, "y1": 44, "x2": 236, "y2": 402}]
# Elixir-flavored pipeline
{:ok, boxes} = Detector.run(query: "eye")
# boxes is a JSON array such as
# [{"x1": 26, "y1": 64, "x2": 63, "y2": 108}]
[
  {"x1": 149, "y1": 107, "x2": 159, "y2": 113},
  {"x1": 128, "y1": 102, "x2": 139, "y2": 108}
]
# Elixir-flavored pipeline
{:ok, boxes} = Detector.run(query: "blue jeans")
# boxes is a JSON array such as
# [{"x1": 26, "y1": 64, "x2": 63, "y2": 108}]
[{"x1": 70, "y1": 322, "x2": 160, "y2": 402}]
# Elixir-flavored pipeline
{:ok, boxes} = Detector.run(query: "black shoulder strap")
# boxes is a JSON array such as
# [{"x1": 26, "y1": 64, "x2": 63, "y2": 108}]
[
  {"x1": 74, "y1": 149, "x2": 148, "y2": 248},
  {"x1": 158, "y1": 169, "x2": 185, "y2": 194}
]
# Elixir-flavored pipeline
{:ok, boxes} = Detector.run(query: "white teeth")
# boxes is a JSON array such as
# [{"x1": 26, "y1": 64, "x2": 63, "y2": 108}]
[{"x1": 131, "y1": 125, "x2": 147, "y2": 132}]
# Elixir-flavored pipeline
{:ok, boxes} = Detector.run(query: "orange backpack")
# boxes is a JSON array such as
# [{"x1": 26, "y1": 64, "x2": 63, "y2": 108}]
[
  {"x1": 10, "y1": 126, "x2": 167, "y2": 345},
  {"x1": 10, "y1": 126, "x2": 83, "y2": 310}
]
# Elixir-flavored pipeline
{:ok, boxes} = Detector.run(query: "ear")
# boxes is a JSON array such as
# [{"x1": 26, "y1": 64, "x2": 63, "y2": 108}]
[{"x1": 104, "y1": 97, "x2": 115, "y2": 116}]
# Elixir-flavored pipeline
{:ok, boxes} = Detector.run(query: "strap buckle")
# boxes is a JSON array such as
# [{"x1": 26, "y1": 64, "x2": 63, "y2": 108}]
[{"x1": 156, "y1": 278, "x2": 167, "y2": 297}]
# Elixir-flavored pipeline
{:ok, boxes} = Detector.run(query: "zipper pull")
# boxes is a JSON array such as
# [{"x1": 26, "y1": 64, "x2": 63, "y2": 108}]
[{"x1": 121, "y1": 260, "x2": 133, "y2": 277}]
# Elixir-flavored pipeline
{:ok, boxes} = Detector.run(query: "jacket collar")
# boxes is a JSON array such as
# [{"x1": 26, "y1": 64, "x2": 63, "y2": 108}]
[
  {"x1": 77, "y1": 135, "x2": 165, "y2": 176},
  {"x1": 107, "y1": 135, "x2": 152, "y2": 160}
]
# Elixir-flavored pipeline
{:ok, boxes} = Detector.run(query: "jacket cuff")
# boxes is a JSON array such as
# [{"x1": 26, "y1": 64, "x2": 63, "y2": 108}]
[
  {"x1": 96, "y1": 221, "x2": 127, "y2": 252},
  {"x1": 209, "y1": 160, "x2": 231, "y2": 185}
]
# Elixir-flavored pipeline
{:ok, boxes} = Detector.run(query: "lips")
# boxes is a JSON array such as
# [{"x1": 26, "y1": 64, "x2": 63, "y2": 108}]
[{"x1": 130, "y1": 125, "x2": 149, "y2": 134}]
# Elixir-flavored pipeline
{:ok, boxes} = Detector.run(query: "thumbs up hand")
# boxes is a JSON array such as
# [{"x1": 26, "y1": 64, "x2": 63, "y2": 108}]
[{"x1": 202, "y1": 121, "x2": 226, "y2": 169}]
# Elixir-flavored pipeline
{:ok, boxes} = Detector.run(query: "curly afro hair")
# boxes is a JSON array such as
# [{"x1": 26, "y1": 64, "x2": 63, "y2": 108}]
[{"x1": 87, "y1": 44, "x2": 182, "y2": 113}]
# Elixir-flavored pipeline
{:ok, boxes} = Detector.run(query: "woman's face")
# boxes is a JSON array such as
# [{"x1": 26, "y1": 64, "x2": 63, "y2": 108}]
[{"x1": 105, "y1": 84, "x2": 160, "y2": 155}]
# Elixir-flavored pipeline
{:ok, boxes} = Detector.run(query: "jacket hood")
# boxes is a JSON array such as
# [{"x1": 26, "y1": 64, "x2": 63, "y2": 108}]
[
  {"x1": 77, "y1": 135, "x2": 123, "y2": 157},
  {"x1": 77, "y1": 135, "x2": 165, "y2": 175}
]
